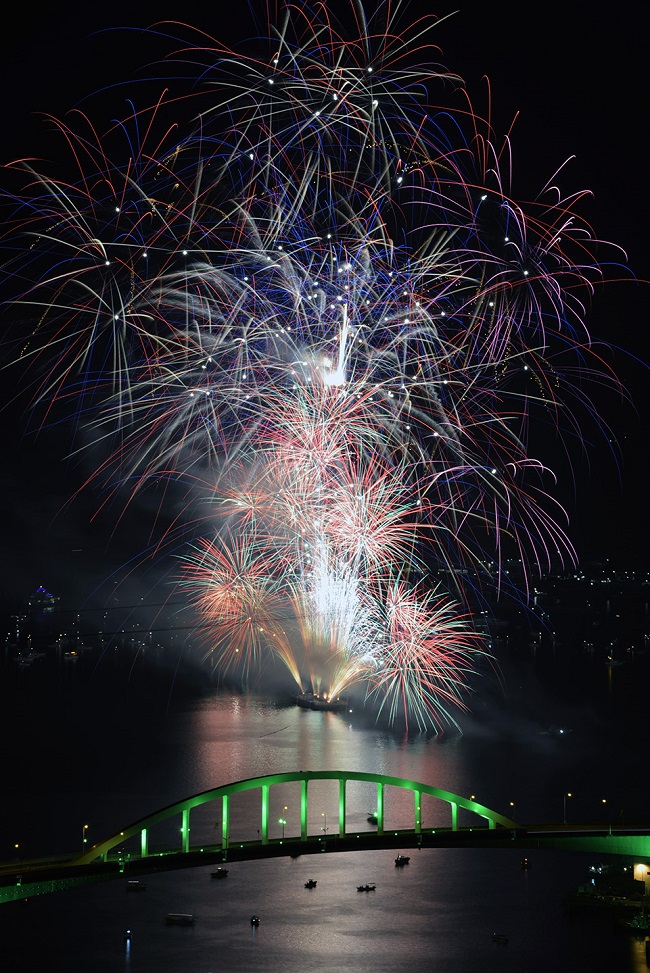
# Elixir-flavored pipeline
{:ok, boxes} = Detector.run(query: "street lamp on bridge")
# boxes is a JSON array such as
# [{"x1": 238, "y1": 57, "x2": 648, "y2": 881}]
[
  {"x1": 279, "y1": 806, "x2": 287, "y2": 841},
  {"x1": 563, "y1": 793, "x2": 572, "y2": 824},
  {"x1": 81, "y1": 823, "x2": 89, "y2": 852},
  {"x1": 321, "y1": 812, "x2": 328, "y2": 847}
]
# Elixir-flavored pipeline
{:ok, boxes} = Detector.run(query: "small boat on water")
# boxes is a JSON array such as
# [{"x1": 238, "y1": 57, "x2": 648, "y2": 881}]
[
  {"x1": 165, "y1": 914, "x2": 196, "y2": 926},
  {"x1": 250, "y1": 914, "x2": 261, "y2": 926},
  {"x1": 520, "y1": 858, "x2": 531, "y2": 869},
  {"x1": 295, "y1": 692, "x2": 348, "y2": 712},
  {"x1": 357, "y1": 883, "x2": 376, "y2": 892},
  {"x1": 394, "y1": 855, "x2": 410, "y2": 867},
  {"x1": 304, "y1": 879, "x2": 317, "y2": 889},
  {"x1": 126, "y1": 880, "x2": 146, "y2": 892},
  {"x1": 547, "y1": 724, "x2": 573, "y2": 737},
  {"x1": 211, "y1": 867, "x2": 229, "y2": 879}
]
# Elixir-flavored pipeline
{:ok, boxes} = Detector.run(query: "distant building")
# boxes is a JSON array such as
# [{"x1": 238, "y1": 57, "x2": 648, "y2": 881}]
[{"x1": 28, "y1": 586, "x2": 59, "y2": 613}]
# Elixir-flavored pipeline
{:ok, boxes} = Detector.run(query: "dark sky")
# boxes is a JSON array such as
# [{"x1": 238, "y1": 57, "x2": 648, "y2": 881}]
[{"x1": 0, "y1": 1, "x2": 648, "y2": 612}]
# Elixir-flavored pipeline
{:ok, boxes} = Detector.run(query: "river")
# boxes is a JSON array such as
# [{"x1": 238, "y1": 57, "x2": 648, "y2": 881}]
[{"x1": 1, "y1": 635, "x2": 649, "y2": 972}]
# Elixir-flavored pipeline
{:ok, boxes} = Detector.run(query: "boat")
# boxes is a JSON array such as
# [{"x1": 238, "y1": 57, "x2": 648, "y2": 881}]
[
  {"x1": 357, "y1": 883, "x2": 376, "y2": 892},
  {"x1": 126, "y1": 880, "x2": 146, "y2": 891},
  {"x1": 605, "y1": 655, "x2": 624, "y2": 667},
  {"x1": 165, "y1": 913, "x2": 196, "y2": 926},
  {"x1": 492, "y1": 933, "x2": 508, "y2": 944},
  {"x1": 547, "y1": 724, "x2": 573, "y2": 737},
  {"x1": 304, "y1": 879, "x2": 317, "y2": 889},
  {"x1": 295, "y1": 692, "x2": 348, "y2": 712},
  {"x1": 605, "y1": 644, "x2": 625, "y2": 667},
  {"x1": 250, "y1": 914, "x2": 261, "y2": 926},
  {"x1": 394, "y1": 855, "x2": 410, "y2": 867},
  {"x1": 520, "y1": 858, "x2": 531, "y2": 869},
  {"x1": 210, "y1": 867, "x2": 229, "y2": 879}
]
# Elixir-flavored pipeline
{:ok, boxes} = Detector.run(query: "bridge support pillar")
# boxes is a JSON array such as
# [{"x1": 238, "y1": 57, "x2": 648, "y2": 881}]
[
  {"x1": 339, "y1": 778, "x2": 347, "y2": 837},
  {"x1": 414, "y1": 790, "x2": 422, "y2": 834},
  {"x1": 181, "y1": 808, "x2": 190, "y2": 853},
  {"x1": 261, "y1": 784, "x2": 269, "y2": 844},
  {"x1": 451, "y1": 802, "x2": 458, "y2": 831},
  {"x1": 300, "y1": 779, "x2": 308, "y2": 840},
  {"x1": 376, "y1": 782, "x2": 384, "y2": 833},
  {"x1": 222, "y1": 795, "x2": 229, "y2": 850},
  {"x1": 140, "y1": 828, "x2": 148, "y2": 857}
]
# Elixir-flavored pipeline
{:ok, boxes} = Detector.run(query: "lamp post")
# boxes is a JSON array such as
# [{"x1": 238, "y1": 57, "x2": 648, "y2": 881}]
[
  {"x1": 81, "y1": 823, "x2": 89, "y2": 852},
  {"x1": 563, "y1": 793, "x2": 572, "y2": 825},
  {"x1": 321, "y1": 812, "x2": 328, "y2": 847},
  {"x1": 279, "y1": 806, "x2": 287, "y2": 841},
  {"x1": 509, "y1": 801, "x2": 516, "y2": 821}
]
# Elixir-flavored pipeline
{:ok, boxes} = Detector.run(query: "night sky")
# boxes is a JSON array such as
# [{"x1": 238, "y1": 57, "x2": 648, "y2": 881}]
[{"x1": 0, "y1": 0, "x2": 648, "y2": 613}]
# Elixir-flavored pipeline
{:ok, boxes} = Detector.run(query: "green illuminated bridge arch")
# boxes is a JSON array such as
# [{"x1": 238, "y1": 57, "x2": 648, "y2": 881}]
[
  {"x1": 1, "y1": 771, "x2": 649, "y2": 904},
  {"x1": 79, "y1": 770, "x2": 517, "y2": 865}
]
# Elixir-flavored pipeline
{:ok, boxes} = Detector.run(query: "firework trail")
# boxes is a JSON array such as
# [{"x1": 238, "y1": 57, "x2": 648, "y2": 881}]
[{"x1": 0, "y1": 2, "x2": 625, "y2": 730}]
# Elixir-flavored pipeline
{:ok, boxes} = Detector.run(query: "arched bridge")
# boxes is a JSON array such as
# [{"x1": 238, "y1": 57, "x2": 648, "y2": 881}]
[
  {"x1": 1, "y1": 770, "x2": 649, "y2": 903},
  {"x1": 79, "y1": 770, "x2": 517, "y2": 865}
]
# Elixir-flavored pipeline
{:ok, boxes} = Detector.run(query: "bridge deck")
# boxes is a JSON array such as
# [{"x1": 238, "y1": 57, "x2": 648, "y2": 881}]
[{"x1": 2, "y1": 825, "x2": 649, "y2": 904}]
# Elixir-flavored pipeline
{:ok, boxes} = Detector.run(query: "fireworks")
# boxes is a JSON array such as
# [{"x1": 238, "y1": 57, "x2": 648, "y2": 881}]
[{"x1": 0, "y1": 3, "x2": 624, "y2": 730}]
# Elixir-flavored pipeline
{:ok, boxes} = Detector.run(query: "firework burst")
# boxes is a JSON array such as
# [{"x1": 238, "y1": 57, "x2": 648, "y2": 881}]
[{"x1": 1, "y1": 2, "x2": 626, "y2": 730}]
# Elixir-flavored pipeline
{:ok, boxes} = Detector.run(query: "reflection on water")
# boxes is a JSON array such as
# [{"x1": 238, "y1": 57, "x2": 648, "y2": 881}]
[{"x1": 0, "y1": 847, "x2": 645, "y2": 973}]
